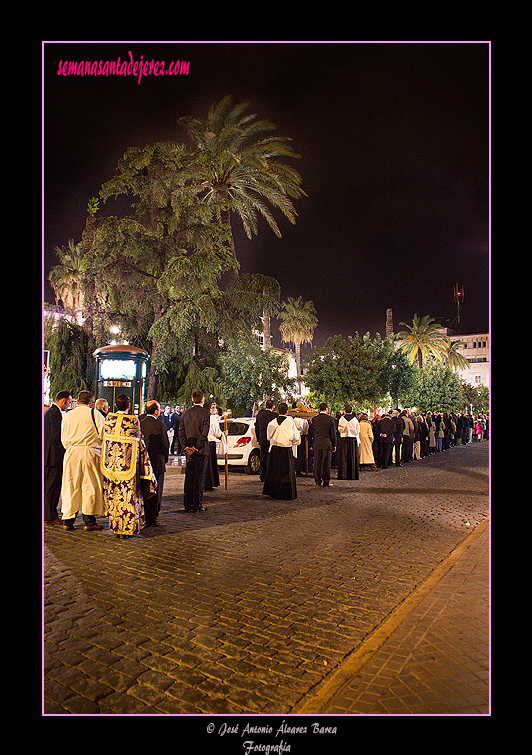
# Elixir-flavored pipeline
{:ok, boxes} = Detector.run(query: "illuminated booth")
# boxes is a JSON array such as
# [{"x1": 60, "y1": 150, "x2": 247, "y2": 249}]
[{"x1": 93, "y1": 344, "x2": 149, "y2": 415}]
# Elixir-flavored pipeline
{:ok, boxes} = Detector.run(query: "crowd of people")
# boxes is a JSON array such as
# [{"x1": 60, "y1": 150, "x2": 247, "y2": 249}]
[
  {"x1": 43, "y1": 389, "x2": 231, "y2": 534},
  {"x1": 254, "y1": 402, "x2": 488, "y2": 501},
  {"x1": 44, "y1": 388, "x2": 488, "y2": 536}
]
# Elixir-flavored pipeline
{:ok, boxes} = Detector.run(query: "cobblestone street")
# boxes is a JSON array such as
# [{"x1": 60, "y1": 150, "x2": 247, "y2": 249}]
[{"x1": 43, "y1": 441, "x2": 489, "y2": 723}]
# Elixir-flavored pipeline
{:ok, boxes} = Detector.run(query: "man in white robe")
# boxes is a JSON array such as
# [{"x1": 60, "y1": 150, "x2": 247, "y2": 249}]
[{"x1": 60, "y1": 390, "x2": 105, "y2": 531}]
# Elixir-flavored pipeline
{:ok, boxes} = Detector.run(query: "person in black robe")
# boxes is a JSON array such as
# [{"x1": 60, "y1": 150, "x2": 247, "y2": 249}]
[
  {"x1": 262, "y1": 404, "x2": 298, "y2": 500},
  {"x1": 255, "y1": 400, "x2": 278, "y2": 482},
  {"x1": 203, "y1": 402, "x2": 220, "y2": 492},
  {"x1": 337, "y1": 406, "x2": 360, "y2": 480}
]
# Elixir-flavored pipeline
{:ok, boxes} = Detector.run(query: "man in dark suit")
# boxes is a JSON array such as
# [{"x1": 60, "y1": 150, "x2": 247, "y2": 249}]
[
  {"x1": 391, "y1": 409, "x2": 404, "y2": 467},
  {"x1": 43, "y1": 390, "x2": 72, "y2": 524},
  {"x1": 309, "y1": 403, "x2": 337, "y2": 487},
  {"x1": 170, "y1": 405, "x2": 181, "y2": 455},
  {"x1": 376, "y1": 412, "x2": 395, "y2": 469},
  {"x1": 255, "y1": 399, "x2": 278, "y2": 482},
  {"x1": 140, "y1": 400, "x2": 169, "y2": 526},
  {"x1": 178, "y1": 391, "x2": 210, "y2": 512}
]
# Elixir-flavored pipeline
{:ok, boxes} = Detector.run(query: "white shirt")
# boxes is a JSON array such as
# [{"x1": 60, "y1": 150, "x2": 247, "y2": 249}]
[
  {"x1": 338, "y1": 414, "x2": 360, "y2": 444},
  {"x1": 267, "y1": 416, "x2": 300, "y2": 456},
  {"x1": 208, "y1": 414, "x2": 222, "y2": 442},
  {"x1": 61, "y1": 404, "x2": 104, "y2": 454}
]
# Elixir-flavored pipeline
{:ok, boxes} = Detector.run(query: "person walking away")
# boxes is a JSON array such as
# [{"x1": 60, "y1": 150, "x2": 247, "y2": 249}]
[
  {"x1": 309, "y1": 404, "x2": 336, "y2": 486},
  {"x1": 44, "y1": 390, "x2": 72, "y2": 525},
  {"x1": 390, "y1": 409, "x2": 403, "y2": 466},
  {"x1": 203, "y1": 402, "x2": 222, "y2": 491},
  {"x1": 376, "y1": 412, "x2": 395, "y2": 469},
  {"x1": 442, "y1": 412, "x2": 452, "y2": 450},
  {"x1": 291, "y1": 404, "x2": 310, "y2": 477},
  {"x1": 60, "y1": 390, "x2": 105, "y2": 531},
  {"x1": 435, "y1": 413, "x2": 444, "y2": 451},
  {"x1": 358, "y1": 414, "x2": 375, "y2": 469},
  {"x1": 255, "y1": 400, "x2": 278, "y2": 483},
  {"x1": 140, "y1": 400, "x2": 169, "y2": 527},
  {"x1": 170, "y1": 405, "x2": 181, "y2": 455},
  {"x1": 370, "y1": 415, "x2": 381, "y2": 465},
  {"x1": 418, "y1": 414, "x2": 429, "y2": 458},
  {"x1": 337, "y1": 405, "x2": 360, "y2": 480},
  {"x1": 412, "y1": 416, "x2": 422, "y2": 460},
  {"x1": 401, "y1": 410, "x2": 414, "y2": 463},
  {"x1": 262, "y1": 403, "x2": 300, "y2": 500},
  {"x1": 178, "y1": 391, "x2": 210, "y2": 512},
  {"x1": 101, "y1": 394, "x2": 156, "y2": 538},
  {"x1": 427, "y1": 412, "x2": 437, "y2": 454}
]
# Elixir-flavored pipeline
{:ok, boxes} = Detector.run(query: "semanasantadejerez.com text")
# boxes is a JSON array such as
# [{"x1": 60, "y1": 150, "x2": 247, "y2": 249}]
[{"x1": 56, "y1": 51, "x2": 190, "y2": 85}]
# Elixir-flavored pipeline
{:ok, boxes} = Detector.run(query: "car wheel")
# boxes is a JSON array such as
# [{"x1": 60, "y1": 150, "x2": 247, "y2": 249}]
[{"x1": 245, "y1": 450, "x2": 261, "y2": 475}]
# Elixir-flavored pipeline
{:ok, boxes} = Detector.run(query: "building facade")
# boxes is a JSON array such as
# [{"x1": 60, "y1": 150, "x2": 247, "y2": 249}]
[{"x1": 449, "y1": 332, "x2": 489, "y2": 388}]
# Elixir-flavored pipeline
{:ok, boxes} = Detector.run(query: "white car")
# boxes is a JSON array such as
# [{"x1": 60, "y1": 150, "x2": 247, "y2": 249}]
[{"x1": 216, "y1": 417, "x2": 261, "y2": 474}]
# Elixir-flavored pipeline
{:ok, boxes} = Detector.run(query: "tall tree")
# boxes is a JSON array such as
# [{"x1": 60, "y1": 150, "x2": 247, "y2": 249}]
[
  {"x1": 79, "y1": 142, "x2": 282, "y2": 401},
  {"x1": 81, "y1": 142, "x2": 237, "y2": 399},
  {"x1": 219, "y1": 339, "x2": 296, "y2": 416},
  {"x1": 442, "y1": 339, "x2": 470, "y2": 372},
  {"x1": 394, "y1": 314, "x2": 449, "y2": 369},
  {"x1": 304, "y1": 334, "x2": 384, "y2": 412},
  {"x1": 278, "y1": 296, "x2": 317, "y2": 388},
  {"x1": 48, "y1": 239, "x2": 86, "y2": 324},
  {"x1": 361, "y1": 332, "x2": 416, "y2": 408},
  {"x1": 175, "y1": 96, "x2": 305, "y2": 281},
  {"x1": 405, "y1": 362, "x2": 465, "y2": 413},
  {"x1": 44, "y1": 316, "x2": 96, "y2": 398}
]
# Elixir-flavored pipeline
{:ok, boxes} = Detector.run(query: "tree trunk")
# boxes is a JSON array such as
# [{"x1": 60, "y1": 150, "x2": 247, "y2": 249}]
[
  {"x1": 147, "y1": 361, "x2": 158, "y2": 401},
  {"x1": 263, "y1": 307, "x2": 271, "y2": 350},
  {"x1": 221, "y1": 208, "x2": 239, "y2": 284},
  {"x1": 295, "y1": 342, "x2": 302, "y2": 396}
]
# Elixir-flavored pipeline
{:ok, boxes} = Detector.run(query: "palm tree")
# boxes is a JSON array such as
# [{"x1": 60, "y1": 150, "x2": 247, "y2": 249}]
[
  {"x1": 48, "y1": 239, "x2": 86, "y2": 324},
  {"x1": 176, "y1": 96, "x2": 305, "y2": 280},
  {"x1": 279, "y1": 296, "x2": 317, "y2": 391},
  {"x1": 394, "y1": 314, "x2": 449, "y2": 369},
  {"x1": 443, "y1": 339, "x2": 470, "y2": 372}
]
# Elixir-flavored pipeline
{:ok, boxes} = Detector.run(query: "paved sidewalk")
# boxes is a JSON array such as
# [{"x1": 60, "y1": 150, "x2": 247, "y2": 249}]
[
  {"x1": 43, "y1": 442, "x2": 490, "y2": 717},
  {"x1": 293, "y1": 518, "x2": 489, "y2": 715}
]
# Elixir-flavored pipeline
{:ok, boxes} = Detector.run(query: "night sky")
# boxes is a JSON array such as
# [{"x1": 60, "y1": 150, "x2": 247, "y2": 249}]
[{"x1": 43, "y1": 41, "x2": 490, "y2": 349}]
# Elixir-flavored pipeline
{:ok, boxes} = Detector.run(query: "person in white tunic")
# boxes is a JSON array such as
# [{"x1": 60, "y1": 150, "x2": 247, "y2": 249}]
[
  {"x1": 204, "y1": 402, "x2": 223, "y2": 490},
  {"x1": 358, "y1": 414, "x2": 375, "y2": 468},
  {"x1": 337, "y1": 405, "x2": 360, "y2": 480},
  {"x1": 262, "y1": 403, "x2": 300, "y2": 500},
  {"x1": 60, "y1": 390, "x2": 105, "y2": 531}
]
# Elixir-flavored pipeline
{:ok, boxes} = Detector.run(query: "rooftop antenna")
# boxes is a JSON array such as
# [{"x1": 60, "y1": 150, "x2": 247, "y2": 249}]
[{"x1": 453, "y1": 284, "x2": 465, "y2": 334}]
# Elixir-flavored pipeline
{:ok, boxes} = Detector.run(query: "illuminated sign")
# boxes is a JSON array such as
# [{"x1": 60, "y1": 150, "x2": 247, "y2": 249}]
[{"x1": 100, "y1": 359, "x2": 137, "y2": 380}]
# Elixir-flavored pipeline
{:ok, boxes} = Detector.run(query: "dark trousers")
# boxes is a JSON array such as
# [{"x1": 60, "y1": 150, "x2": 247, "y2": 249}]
[
  {"x1": 313, "y1": 447, "x2": 332, "y2": 486},
  {"x1": 402, "y1": 437, "x2": 413, "y2": 463},
  {"x1": 144, "y1": 473, "x2": 164, "y2": 525},
  {"x1": 259, "y1": 441, "x2": 270, "y2": 482},
  {"x1": 393, "y1": 437, "x2": 403, "y2": 465},
  {"x1": 62, "y1": 513, "x2": 97, "y2": 527},
  {"x1": 378, "y1": 442, "x2": 392, "y2": 469},
  {"x1": 183, "y1": 453, "x2": 207, "y2": 511},
  {"x1": 44, "y1": 466, "x2": 62, "y2": 521}
]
